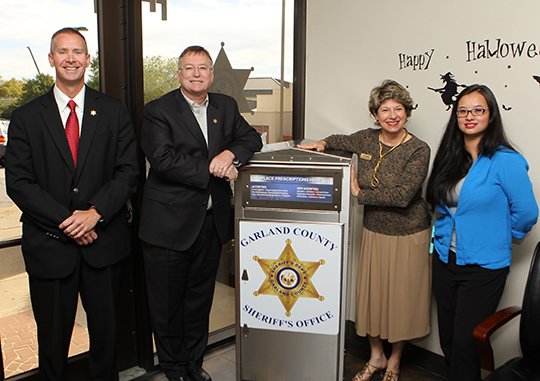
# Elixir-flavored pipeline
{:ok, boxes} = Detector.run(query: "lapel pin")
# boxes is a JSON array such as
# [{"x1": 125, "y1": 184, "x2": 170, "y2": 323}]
[
  {"x1": 90, "y1": 110, "x2": 97, "y2": 116},
  {"x1": 213, "y1": 118, "x2": 218, "y2": 124}
]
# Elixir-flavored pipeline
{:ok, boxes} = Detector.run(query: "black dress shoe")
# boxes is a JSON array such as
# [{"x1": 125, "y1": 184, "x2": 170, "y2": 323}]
[{"x1": 187, "y1": 367, "x2": 212, "y2": 381}]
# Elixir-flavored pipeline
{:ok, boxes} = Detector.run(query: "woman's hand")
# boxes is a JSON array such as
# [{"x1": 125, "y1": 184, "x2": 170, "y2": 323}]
[
  {"x1": 296, "y1": 140, "x2": 327, "y2": 152},
  {"x1": 350, "y1": 162, "x2": 360, "y2": 197}
]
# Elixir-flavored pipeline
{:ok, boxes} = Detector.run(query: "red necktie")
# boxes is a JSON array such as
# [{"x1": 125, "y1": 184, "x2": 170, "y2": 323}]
[{"x1": 66, "y1": 100, "x2": 80, "y2": 166}]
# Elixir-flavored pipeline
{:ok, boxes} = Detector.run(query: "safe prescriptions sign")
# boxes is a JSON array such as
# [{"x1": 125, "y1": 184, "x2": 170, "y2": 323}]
[{"x1": 249, "y1": 174, "x2": 334, "y2": 204}]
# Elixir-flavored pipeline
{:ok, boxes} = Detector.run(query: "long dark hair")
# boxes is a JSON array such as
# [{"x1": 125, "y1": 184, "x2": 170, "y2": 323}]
[{"x1": 426, "y1": 84, "x2": 514, "y2": 207}]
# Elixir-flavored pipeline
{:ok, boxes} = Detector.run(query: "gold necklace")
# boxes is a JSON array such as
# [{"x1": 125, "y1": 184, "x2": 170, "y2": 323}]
[{"x1": 370, "y1": 128, "x2": 408, "y2": 188}]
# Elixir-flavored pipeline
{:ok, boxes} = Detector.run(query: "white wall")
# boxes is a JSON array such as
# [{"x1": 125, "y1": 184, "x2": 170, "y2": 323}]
[{"x1": 305, "y1": 0, "x2": 540, "y2": 365}]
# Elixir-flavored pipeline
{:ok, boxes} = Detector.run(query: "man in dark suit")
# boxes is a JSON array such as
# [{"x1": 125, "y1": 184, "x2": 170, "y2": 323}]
[
  {"x1": 139, "y1": 45, "x2": 262, "y2": 381},
  {"x1": 5, "y1": 28, "x2": 138, "y2": 381}
]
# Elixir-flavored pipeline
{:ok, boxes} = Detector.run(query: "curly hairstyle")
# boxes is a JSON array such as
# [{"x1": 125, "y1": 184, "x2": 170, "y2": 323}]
[{"x1": 368, "y1": 80, "x2": 414, "y2": 121}]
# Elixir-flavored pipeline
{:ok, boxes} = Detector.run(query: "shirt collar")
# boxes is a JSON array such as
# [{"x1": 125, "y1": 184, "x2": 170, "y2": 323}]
[
  {"x1": 180, "y1": 88, "x2": 208, "y2": 109},
  {"x1": 53, "y1": 85, "x2": 86, "y2": 112}
]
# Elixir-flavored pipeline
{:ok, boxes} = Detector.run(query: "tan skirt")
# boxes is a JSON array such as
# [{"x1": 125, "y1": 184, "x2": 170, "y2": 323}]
[{"x1": 355, "y1": 227, "x2": 431, "y2": 342}]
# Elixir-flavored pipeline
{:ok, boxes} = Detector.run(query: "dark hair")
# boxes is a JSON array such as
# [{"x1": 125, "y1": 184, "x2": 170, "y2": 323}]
[
  {"x1": 178, "y1": 45, "x2": 213, "y2": 68},
  {"x1": 426, "y1": 84, "x2": 514, "y2": 207},
  {"x1": 50, "y1": 27, "x2": 88, "y2": 53}
]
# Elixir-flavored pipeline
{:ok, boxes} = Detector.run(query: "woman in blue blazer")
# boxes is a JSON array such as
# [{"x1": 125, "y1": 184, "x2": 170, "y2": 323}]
[{"x1": 426, "y1": 84, "x2": 538, "y2": 381}]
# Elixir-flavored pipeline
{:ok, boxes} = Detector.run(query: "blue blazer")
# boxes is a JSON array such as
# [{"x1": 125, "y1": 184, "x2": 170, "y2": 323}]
[{"x1": 433, "y1": 147, "x2": 538, "y2": 269}]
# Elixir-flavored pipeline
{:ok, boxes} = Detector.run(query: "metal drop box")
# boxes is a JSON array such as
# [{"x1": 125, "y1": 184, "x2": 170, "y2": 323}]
[{"x1": 234, "y1": 142, "x2": 354, "y2": 381}]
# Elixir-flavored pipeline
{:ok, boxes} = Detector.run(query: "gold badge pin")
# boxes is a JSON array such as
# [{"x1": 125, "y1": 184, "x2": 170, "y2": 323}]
[
  {"x1": 253, "y1": 239, "x2": 324, "y2": 317},
  {"x1": 90, "y1": 110, "x2": 97, "y2": 116},
  {"x1": 360, "y1": 153, "x2": 372, "y2": 161}
]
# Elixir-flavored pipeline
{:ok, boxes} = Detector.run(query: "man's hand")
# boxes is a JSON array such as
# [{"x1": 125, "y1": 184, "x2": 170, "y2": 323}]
[
  {"x1": 224, "y1": 165, "x2": 238, "y2": 181},
  {"x1": 59, "y1": 208, "x2": 102, "y2": 239},
  {"x1": 74, "y1": 230, "x2": 98, "y2": 246},
  {"x1": 209, "y1": 149, "x2": 235, "y2": 178}
]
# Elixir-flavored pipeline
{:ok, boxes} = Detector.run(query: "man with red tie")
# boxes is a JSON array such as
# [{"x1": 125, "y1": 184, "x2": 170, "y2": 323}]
[{"x1": 5, "y1": 28, "x2": 138, "y2": 380}]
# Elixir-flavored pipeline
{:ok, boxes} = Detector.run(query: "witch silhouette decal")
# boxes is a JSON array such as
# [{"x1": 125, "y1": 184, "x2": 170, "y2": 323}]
[{"x1": 428, "y1": 72, "x2": 466, "y2": 110}]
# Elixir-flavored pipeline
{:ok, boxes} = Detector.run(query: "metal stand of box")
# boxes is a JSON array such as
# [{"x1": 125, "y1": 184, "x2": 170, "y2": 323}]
[{"x1": 234, "y1": 143, "x2": 354, "y2": 381}]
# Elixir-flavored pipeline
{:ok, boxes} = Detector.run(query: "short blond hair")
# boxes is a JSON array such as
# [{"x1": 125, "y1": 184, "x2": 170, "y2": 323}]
[{"x1": 50, "y1": 27, "x2": 88, "y2": 54}]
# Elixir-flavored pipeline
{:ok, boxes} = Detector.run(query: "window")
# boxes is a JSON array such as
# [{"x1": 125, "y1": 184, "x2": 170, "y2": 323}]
[
  {"x1": 141, "y1": 0, "x2": 294, "y2": 144},
  {"x1": 0, "y1": 2, "x2": 98, "y2": 376},
  {"x1": 141, "y1": 0, "x2": 295, "y2": 344}
]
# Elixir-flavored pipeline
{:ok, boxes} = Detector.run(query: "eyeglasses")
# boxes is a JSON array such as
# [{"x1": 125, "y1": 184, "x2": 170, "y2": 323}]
[
  {"x1": 179, "y1": 65, "x2": 213, "y2": 74},
  {"x1": 456, "y1": 107, "x2": 487, "y2": 118}
]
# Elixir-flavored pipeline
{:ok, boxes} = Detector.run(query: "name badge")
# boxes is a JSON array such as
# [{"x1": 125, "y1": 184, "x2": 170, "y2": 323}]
[{"x1": 360, "y1": 153, "x2": 372, "y2": 161}]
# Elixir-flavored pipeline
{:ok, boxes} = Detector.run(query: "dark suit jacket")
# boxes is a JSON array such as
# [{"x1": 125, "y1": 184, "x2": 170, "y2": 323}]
[
  {"x1": 5, "y1": 86, "x2": 139, "y2": 279},
  {"x1": 138, "y1": 89, "x2": 262, "y2": 251}
]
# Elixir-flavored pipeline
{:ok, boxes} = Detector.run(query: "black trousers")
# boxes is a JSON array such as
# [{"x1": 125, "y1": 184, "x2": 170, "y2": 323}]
[
  {"x1": 29, "y1": 256, "x2": 125, "y2": 381},
  {"x1": 142, "y1": 211, "x2": 222, "y2": 380},
  {"x1": 433, "y1": 250, "x2": 508, "y2": 381}
]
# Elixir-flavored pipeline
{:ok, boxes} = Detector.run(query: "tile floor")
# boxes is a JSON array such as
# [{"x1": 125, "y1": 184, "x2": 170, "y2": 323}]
[
  {"x1": 126, "y1": 340, "x2": 447, "y2": 381},
  {"x1": 1, "y1": 316, "x2": 446, "y2": 381},
  {"x1": 0, "y1": 310, "x2": 89, "y2": 378}
]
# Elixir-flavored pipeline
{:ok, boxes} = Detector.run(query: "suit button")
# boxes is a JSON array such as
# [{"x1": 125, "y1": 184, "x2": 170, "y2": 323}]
[{"x1": 73, "y1": 187, "x2": 80, "y2": 193}]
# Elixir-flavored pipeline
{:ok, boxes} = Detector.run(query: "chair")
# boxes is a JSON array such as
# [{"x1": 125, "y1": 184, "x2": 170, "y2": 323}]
[{"x1": 473, "y1": 241, "x2": 540, "y2": 381}]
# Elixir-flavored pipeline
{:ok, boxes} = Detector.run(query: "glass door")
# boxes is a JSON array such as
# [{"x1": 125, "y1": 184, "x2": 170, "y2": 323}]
[
  {"x1": 0, "y1": 1, "x2": 137, "y2": 378},
  {"x1": 140, "y1": 0, "x2": 295, "y2": 346}
]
